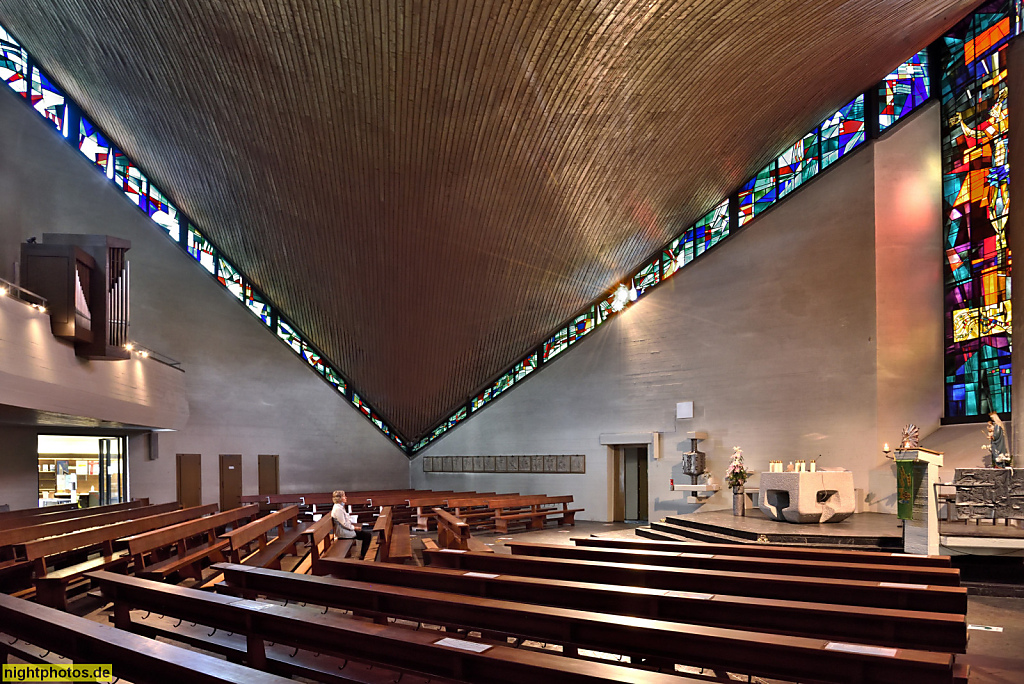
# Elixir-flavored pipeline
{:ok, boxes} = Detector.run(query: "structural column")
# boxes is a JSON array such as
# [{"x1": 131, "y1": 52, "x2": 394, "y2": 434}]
[{"x1": 1009, "y1": 37, "x2": 1024, "y2": 460}]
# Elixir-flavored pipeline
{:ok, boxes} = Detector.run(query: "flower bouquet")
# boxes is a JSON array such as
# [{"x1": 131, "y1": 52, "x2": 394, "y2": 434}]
[{"x1": 725, "y1": 446, "x2": 752, "y2": 491}]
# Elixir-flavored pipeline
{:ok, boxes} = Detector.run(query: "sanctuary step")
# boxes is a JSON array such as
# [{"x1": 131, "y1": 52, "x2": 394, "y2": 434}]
[{"x1": 637, "y1": 510, "x2": 904, "y2": 552}]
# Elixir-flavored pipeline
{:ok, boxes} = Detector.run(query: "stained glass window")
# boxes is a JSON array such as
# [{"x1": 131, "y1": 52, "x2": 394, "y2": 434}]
[
  {"x1": 216, "y1": 255, "x2": 244, "y2": 301},
  {"x1": 0, "y1": 28, "x2": 27, "y2": 96},
  {"x1": 567, "y1": 308, "x2": 596, "y2": 344},
  {"x1": 543, "y1": 327, "x2": 569, "y2": 362},
  {"x1": 941, "y1": 0, "x2": 1014, "y2": 417},
  {"x1": 113, "y1": 150, "x2": 147, "y2": 209},
  {"x1": 514, "y1": 353, "x2": 538, "y2": 381},
  {"x1": 447, "y1": 407, "x2": 468, "y2": 428},
  {"x1": 186, "y1": 225, "x2": 216, "y2": 274},
  {"x1": 352, "y1": 393, "x2": 372, "y2": 417},
  {"x1": 821, "y1": 95, "x2": 865, "y2": 168},
  {"x1": 243, "y1": 283, "x2": 273, "y2": 327},
  {"x1": 777, "y1": 131, "x2": 819, "y2": 198},
  {"x1": 324, "y1": 367, "x2": 347, "y2": 395},
  {"x1": 276, "y1": 320, "x2": 303, "y2": 355},
  {"x1": 630, "y1": 258, "x2": 660, "y2": 300},
  {"x1": 472, "y1": 388, "x2": 492, "y2": 412},
  {"x1": 879, "y1": 50, "x2": 931, "y2": 132},
  {"x1": 738, "y1": 163, "x2": 776, "y2": 227},
  {"x1": 146, "y1": 185, "x2": 180, "y2": 241},
  {"x1": 29, "y1": 67, "x2": 66, "y2": 134},
  {"x1": 78, "y1": 118, "x2": 112, "y2": 171},
  {"x1": 696, "y1": 200, "x2": 730, "y2": 253}
]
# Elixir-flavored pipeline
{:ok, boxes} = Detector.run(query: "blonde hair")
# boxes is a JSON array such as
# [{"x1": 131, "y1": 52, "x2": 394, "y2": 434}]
[{"x1": 332, "y1": 490, "x2": 345, "y2": 503}]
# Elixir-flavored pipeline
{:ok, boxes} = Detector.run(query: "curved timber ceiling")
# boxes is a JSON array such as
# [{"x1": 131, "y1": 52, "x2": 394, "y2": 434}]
[{"x1": 0, "y1": 0, "x2": 976, "y2": 441}]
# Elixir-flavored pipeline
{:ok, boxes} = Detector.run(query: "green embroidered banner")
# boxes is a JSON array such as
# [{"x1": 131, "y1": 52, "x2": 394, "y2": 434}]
[{"x1": 896, "y1": 459, "x2": 915, "y2": 520}]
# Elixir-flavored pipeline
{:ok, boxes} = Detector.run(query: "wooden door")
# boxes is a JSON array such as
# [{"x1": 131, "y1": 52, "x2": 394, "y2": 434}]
[
  {"x1": 176, "y1": 454, "x2": 202, "y2": 508},
  {"x1": 258, "y1": 454, "x2": 279, "y2": 497},
  {"x1": 219, "y1": 454, "x2": 242, "y2": 512}
]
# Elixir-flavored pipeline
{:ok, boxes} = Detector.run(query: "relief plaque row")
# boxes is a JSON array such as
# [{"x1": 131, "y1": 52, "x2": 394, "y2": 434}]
[{"x1": 422, "y1": 455, "x2": 585, "y2": 474}]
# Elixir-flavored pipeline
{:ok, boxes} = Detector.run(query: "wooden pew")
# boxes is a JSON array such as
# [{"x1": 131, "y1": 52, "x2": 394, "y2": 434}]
[
  {"x1": 407, "y1": 491, "x2": 500, "y2": 529},
  {"x1": 491, "y1": 495, "x2": 583, "y2": 533},
  {"x1": 218, "y1": 505, "x2": 307, "y2": 569},
  {"x1": 317, "y1": 557, "x2": 967, "y2": 653},
  {"x1": 507, "y1": 541, "x2": 962, "y2": 586},
  {"x1": 126, "y1": 505, "x2": 259, "y2": 581},
  {"x1": 443, "y1": 494, "x2": 527, "y2": 529},
  {"x1": 0, "y1": 501, "x2": 180, "y2": 554},
  {"x1": 572, "y1": 536, "x2": 954, "y2": 567},
  {"x1": 423, "y1": 549, "x2": 968, "y2": 613},
  {"x1": 0, "y1": 592, "x2": 289, "y2": 683},
  {"x1": 366, "y1": 506, "x2": 412, "y2": 563},
  {"x1": 0, "y1": 499, "x2": 148, "y2": 529},
  {"x1": 210, "y1": 563, "x2": 956, "y2": 684},
  {"x1": 89, "y1": 570, "x2": 694, "y2": 684},
  {"x1": 296, "y1": 514, "x2": 354, "y2": 574},
  {"x1": 23, "y1": 503, "x2": 219, "y2": 610},
  {"x1": 0, "y1": 503, "x2": 76, "y2": 526},
  {"x1": 433, "y1": 508, "x2": 493, "y2": 552}
]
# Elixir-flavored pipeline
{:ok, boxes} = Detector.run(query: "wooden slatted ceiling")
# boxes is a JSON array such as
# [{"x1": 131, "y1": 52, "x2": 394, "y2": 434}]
[{"x1": 0, "y1": 0, "x2": 976, "y2": 442}]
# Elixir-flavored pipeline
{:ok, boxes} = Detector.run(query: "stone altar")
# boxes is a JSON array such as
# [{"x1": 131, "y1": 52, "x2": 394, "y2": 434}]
[{"x1": 758, "y1": 471, "x2": 855, "y2": 523}]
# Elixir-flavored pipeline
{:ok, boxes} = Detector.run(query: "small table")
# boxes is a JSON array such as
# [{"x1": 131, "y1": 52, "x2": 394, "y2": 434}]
[{"x1": 758, "y1": 471, "x2": 855, "y2": 523}]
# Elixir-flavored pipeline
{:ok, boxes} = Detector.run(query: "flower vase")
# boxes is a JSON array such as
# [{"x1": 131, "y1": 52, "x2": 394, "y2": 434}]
[{"x1": 732, "y1": 485, "x2": 745, "y2": 516}]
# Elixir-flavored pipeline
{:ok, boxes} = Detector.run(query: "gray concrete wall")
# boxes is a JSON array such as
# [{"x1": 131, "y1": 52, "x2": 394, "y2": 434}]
[
  {"x1": 0, "y1": 427, "x2": 42, "y2": 511},
  {"x1": 0, "y1": 86, "x2": 409, "y2": 506},
  {"x1": 412, "y1": 103, "x2": 944, "y2": 521}
]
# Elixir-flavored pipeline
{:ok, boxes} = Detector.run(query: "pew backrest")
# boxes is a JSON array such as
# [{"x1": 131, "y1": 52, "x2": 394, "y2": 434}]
[
  {"x1": 126, "y1": 505, "x2": 258, "y2": 557},
  {"x1": 219, "y1": 506, "x2": 299, "y2": 552},
  {"x1": 21, "y1": 503, "x2": 219, "y2": 562},
  {"x1": 0, "y1": 502, "x2": 181, "y2": 549}
]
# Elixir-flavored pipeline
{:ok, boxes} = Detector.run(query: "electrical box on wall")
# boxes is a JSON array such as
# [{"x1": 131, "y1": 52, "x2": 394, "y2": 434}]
[{"x1": 676, "y1": 401, "x2": 693, "y2": 419}]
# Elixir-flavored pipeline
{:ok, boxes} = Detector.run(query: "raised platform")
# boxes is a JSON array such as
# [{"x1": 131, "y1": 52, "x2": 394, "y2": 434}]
[{"x1": 638, "y1": 509, "x2": 903, "y2": 551}]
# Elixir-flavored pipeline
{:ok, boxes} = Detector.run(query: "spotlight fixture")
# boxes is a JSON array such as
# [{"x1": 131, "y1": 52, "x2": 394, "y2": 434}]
[
  {"x1": 124, "y1": 342, "x2": 135, "y2": 351},
  {"x1": 139, "y1": 350, "x2": 149, "y2": 358}
]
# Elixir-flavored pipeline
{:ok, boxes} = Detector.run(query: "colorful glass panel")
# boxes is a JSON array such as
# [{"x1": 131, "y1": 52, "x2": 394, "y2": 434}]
[
  {"x1": 630, "y1": 258, "x2": 660, "y2": 299},
  {"x1": 941, "y1": 0, "x2": 1014, "y2": 417},
  {"x1": 113, "y1": 150, "x2": 147, "y2": 209},
  {"x1": 243, "y1": 283, "x2": 273, "y2": 327},
  {"x1": 662, "y1": 236, "x2": 684, "y2": 280},
  {"x1": 0, "y1": 28, "x2": 27, "y2": 96},
  {"x1": 543, "y1": 326, "x2": 570, "y2": 362},
  {"x1": 352, "y1": 393, "x2": 372, "y2": 417},
  {"x1": 514, "y1": 353, "x2": 538, "y2": 381},
  {"x1": 472, "y1": 388, "x2": 492, "y2": 412},
  {"x1": 324, "y1": 367, "x2": 347, "y2": 395},
  {"x1": 777, "y1": 131, "x2": 819, "y2": 198},
  {"x1": 78, "y1": 118, "x2": 112, "y2": 171},
  {"x1": 879, "y1": 50, "x2": 931, "y2": 131},
  {"x1": 821, "y1": 95, "x2": 865, "y2": 168},
  {"x1": 567, "y1": 308, "x2": 596, "y2": 344},
  {"x1": 146, "y1": 185, "x2": 180, "y2": 241},
  {"x1": 738, "y1": 164, "x2": 776, "y2": 227},
  {"x1": 216, "y1": 255, "x2": 244, "y2": 301},
  {"x1": 695, "y1": 199, "x2": 730, "y2": 251},
  {"x1": 186, "y1": 225, "x2": 216, "y2": 275},
  {"x1": 276, "y1": 320, "x2": 302, "y2": 355},
  {"x1": 29, "y1": 67, "x2": 66, "y2": 134}
]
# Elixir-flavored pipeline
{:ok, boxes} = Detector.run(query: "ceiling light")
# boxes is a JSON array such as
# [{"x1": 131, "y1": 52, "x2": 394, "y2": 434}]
[{"x1": 124, "y1": 342, "x2": 135, "y2": 351}]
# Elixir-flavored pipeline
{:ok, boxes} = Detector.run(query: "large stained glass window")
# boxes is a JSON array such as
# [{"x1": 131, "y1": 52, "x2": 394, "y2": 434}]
[
  {"x1": 0, "y1": 28, "x2": 27, "y2": 96},
  {"x1": 879, "y1": 50, "x2": 931, "y2": 132},
  {"x1": 29, "y1": 67, "x2": 66, "y2": 135},
  {"x1": 78, "y1": 118, "x2": 112, "y2": 171},
  {"x1": 820, "y1": 95, "x2": 865, "y2": 168},
  {"x1": 941, "y1": 1, "x2": 1014, "y2": 417},
  {"x1": 777, "y1": 131, "x2": 819, "y2": 198}
]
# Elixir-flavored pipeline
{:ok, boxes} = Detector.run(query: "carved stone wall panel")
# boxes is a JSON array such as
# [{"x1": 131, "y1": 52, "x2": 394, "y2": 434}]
[{"x1": 422, "y1": 455, "x2": 585, "y2": 474}]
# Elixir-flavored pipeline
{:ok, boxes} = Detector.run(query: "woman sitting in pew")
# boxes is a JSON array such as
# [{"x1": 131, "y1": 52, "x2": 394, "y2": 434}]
[{"x1": 331, "y1": 490, "x2": 372, "y2": 559}]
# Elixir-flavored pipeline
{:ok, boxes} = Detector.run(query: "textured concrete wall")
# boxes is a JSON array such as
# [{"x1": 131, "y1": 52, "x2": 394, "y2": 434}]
[
  {"x1": 0, "y1": 86, "x2": 409, "y2": 506},
  {"x1": 0, "y1": 295, "x2": 188, "y2": 429},
  {"x1": 0, "y1": 427, "x2": 42, "y2": 510},
  {"x1": 412, "y1": 104, "x2": 944, "y2": 521}
]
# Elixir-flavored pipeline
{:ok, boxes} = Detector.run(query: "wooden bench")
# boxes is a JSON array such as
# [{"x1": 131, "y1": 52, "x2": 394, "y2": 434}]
[
  {"x1": 407, "y1": 491, "x2": 501, "y2": 529},
  {"x1": 22, "y1": 503, "x2": 219, "y2": 610},
  {"x1": 218, "y1": 505, "x2": 308, "y2": 569},
  {"x1": 443, "y1": 494, "x2": 529, "y2": 529},
  {"x1": 433, "y1": 508, "x2": 493, "y2": 552},
  {"x1": 492, "y1": 495, "x2": 583, "y2": 533},
  {"x1": 295, "y1": 514, "x2": 355, "y2": 574},
  {"x1": 126, "y1": 505, "x2": 258, "y2": 581},
  {"x1": 423, "y1": 549, "x2": 968, "y2": 614},
  {"x1": 89, "y1": 570, "x2": 698, "y2": 684},
  {"x1": 317, "y1": 556, "x2": 967, "y2": 653},
  {"x1": 572, "y1": 536, "x2": 954, "y2": 567},
  {"x1": 507, "y1": 541, "x2": 962, "y2": 585},
  {"x1": 0, "y1": 501, "x2": 180, "y2": 556},
  {"x1": 365, "y1": 506, "x2": 412, "y2": 563},
  {"x1": 0, "y1": 499, "x2": 148, "y2": 530},
  {"x1": 0, "y1": 592, "x2": 290, "y2": 683},
  {"x1": 210, "y1": 563, "x2": 957, "y2": 684}
]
